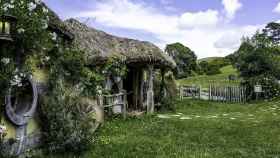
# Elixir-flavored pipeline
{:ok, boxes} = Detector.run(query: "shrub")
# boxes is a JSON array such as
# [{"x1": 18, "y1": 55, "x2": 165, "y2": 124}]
[
  {"x1": 40, "y1": 81, "x2": 96, "y2": 154},
  {"x1": 242, "y1": 75, "x2": 280, "y2": 100},
  {"x1": 154, "y1": 71, "x2": 177, "y2": 112}
]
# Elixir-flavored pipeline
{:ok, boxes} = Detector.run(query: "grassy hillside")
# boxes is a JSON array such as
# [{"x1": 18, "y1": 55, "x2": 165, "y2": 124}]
[
  {"x1": 198, "y1": 57, "x2": 224, "y2": 63},
  {"x1": 178, "y1": 65, "x2": 240, "y2": 88},
  {"x1": 46, "y1": 99, "x2": 280, "y2": 158}
]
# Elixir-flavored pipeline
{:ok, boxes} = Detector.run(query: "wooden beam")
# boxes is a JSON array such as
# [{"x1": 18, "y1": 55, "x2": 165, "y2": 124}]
[
  {"x1": 147, "y1": 65, "x2": 154, "y2": 114},
  {"x1": 139, "y1": 69, "x2": 144, "y2": 109}
]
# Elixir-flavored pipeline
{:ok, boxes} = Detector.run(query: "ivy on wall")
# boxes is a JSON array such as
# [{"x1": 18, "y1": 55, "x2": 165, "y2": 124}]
[{"x1": 0, "y1": 0, "x2": 131, "y2": 155}]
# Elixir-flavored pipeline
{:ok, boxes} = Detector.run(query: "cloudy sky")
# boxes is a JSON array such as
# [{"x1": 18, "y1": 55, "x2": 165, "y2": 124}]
[{"x1": 44, "y1": 0, "x2": 280, "y2": 59}]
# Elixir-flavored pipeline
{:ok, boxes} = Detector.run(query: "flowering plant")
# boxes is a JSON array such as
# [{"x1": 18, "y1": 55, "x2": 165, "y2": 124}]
[
  {"x1": 0, "y1": 0, "x2": 54, "y2": 102},
  {"x1": 0, "y1": 125, "x2": 7, "y2": 136}
]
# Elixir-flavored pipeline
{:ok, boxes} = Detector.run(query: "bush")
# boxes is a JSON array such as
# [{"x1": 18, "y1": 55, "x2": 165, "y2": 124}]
[
  {"x1": 159, "y1": 97, "x2": 176, "y2": 112},
  {"x1": 242, "y1": 75, "x2": 280, "y2": 100},
  {"x1": 154, "y1": 71, "x2": 177, "y2": 112},
  {"x1": 40, "y1": 81, "x2": 96, "y2": 154}
]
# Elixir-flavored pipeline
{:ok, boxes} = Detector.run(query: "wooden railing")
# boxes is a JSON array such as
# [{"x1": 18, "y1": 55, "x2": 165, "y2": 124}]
[{"x1": 98, "y1": 91, "x2": 131, "y2": 119}]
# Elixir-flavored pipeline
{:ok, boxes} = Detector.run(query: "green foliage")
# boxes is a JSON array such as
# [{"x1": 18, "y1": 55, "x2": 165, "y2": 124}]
[
  {"x1": 178, "y1": 65, "x2": 240, "y2": 88},
  {"x1": 242, "y1": 75, "x2": 280, "y2": 100},
  {"x1": 234, "y1": 23, "x2": 280, "y2": 100},
  {"x1": 0, "y1": 55, "x2": 15, "y2": 103},
  {"x1": 103, "y1": 55, "x2": 128, "y2": 77},
  {"x1": 154, "y1": 70, "x2": 177, "y2": 111},
  {"x1": 165, "y1": 43, "x2": 197, "y2": 79},
  {"x1": 1, "y1": 0, "x2": 53, "y2": 52},
  {"x1": 263, "y1": 22, "x2": 280, "y2": 45},
  {"x1": 159, "y1": 97, "x2": 176, "y2": 112},
  {"x1": 40, "y1": 81, "x2": 96, "y2": 154},
  {"x1": 39, "y1": 99, "x2": 280, "y2": 158},
  {"x1": 0, "y1": 0, "x2": 53, "y2": 103},
  {"x1": 47, "y1": 47, "x2": 104, "y2": 96},
  {"x1": 198, "y1": 57, "x2": 231, "y2": 76},
  {"x1": 0, "y1": 1, "x2": 106, "y2": 155}
]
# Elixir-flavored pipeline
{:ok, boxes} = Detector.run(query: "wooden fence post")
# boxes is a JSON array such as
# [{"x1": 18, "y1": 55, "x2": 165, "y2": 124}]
[
  {"x1": 123, "y1": 91, "x2": 127, "y2": 119},
  {"x1": 97, "y1": 95, "x2": 105, "y2": 124}
]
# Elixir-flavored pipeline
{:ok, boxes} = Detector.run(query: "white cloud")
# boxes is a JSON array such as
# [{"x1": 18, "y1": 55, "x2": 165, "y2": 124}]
[
  {"x1": 179, "y1": 10, "x2": 219, "y2": 28},
  {"x1": 273, "y1": 2, "x2": 280, "y2": 13},
  {"x1": 75, "y1": 0, "x2": 261, "y2": 58},
  {"x1": 78, "y1": 0, "x2": 179, "y2": 35},
  {"x1": 222, "y1": 0, "x2": 242, "y2": 20},
  {"x1": 214, "y1": 25, "x2": 262, "y2": 50}
]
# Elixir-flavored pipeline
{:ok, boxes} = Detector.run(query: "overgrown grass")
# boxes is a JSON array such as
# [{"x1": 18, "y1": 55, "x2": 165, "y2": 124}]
[
  {"x1": 178, "y1": 65, "x2": 240, "y2": 88},
  {"x1": 45, "y1": 99, "x2": 280, "y2": 158}
]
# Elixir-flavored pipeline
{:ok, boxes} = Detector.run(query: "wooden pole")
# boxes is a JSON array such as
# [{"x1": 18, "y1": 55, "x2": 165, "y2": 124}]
[
  {"x1": 139, "y1": 69, "x2": 144, "y2": 108},
  {"x1": 147, "y1": 66, "x2": 154, "y2": 114}
]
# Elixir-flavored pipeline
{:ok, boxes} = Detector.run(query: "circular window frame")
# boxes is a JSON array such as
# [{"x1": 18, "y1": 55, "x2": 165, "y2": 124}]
[{"x1": 5, "y1": 77, "x2": 38, "y2": 126}]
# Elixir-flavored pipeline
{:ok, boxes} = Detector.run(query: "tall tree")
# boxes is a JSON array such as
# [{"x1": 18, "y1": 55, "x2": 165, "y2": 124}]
[
  {"x1": 165, "y1": 43, "x2": 197, "y2": 79},
  {"x1": 234, "y1": 23, "x2": 280, "y2": 99},
  {"x1": 263, "y1": 22, "x2": 280, "y2": 45}
]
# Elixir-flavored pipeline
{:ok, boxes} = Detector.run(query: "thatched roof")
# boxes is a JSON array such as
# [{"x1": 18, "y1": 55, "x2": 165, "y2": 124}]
[
  {"x1": 64, "y1": 19, "x2": 176, "y2": 69},
  {"x1": 43, "y1": 4, "x2": 74, "y2": 41}
]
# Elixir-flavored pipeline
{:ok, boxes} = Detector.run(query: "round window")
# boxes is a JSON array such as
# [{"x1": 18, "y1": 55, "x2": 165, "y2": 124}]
[{"x1": 6, "y1": 77, "x2": 38, "y2": 126}]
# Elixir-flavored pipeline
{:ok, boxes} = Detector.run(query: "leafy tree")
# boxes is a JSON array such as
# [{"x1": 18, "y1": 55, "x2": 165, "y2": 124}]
[
  {"x1": 263, "y1": 22, "x2": 280, "y2": 45},
  {"x1": 234, "y1": 24, "x2": 280, "y2": 99},
  {"x1": 236, "y1": 32, "x2": 280, "y2": 79},
  {"x1": 165, "y1": 43, "x2": 197, "y2": 79}
]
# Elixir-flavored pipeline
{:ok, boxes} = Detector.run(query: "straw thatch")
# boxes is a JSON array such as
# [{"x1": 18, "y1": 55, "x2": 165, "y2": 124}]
[
  {"x1": 43, "y1": 4, "x2": 74, "y2": 41},
  {"x1": 64, "y1": 19, "x2": 176, "y2": 68}
]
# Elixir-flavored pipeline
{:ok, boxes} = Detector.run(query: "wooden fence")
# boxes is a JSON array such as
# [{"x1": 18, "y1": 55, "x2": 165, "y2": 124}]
[
  {"x1": 179, "y1": 84, "x2": 247, "y2": 103},
  {"x1": 209, "y1": 85, "x2": 246, "y2": 103},
  {"x1": 179, "y1": 86, "x2": 201, "y2": 99}
]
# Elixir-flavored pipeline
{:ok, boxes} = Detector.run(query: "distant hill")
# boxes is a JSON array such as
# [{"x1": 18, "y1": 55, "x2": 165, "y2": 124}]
[
  {"x1": 198, "y1": 57, "x2": 224, "y2": 63},
  {"x1": 177, "y1": 65, "x2": 240, "y2": 88}
]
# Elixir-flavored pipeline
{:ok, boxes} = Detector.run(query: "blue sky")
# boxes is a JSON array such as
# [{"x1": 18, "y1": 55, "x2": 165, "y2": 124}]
[{"x1": 44, "y1": 0, "x2": 280, "y2": 58}]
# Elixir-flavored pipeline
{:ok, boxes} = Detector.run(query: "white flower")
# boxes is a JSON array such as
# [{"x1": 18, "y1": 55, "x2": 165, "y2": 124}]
[
  {"x1": 0, "y1": 125, "x2": 7, "y2": 134},
  {"x1": 10, "y1": 73, "x2": 25, "y2": 87},
  {"x1": 17, "y1": 28, "x2": 25, "y2": 34},
  {"x1": 42, "y1": 7, "x2": 48, "y2": 13},
  {"x1": 19, "y1": 73, "x2": 26, "y2": 78},
  {"x1": 45, "y1": 56, "x2": 50, "y2": 61},
  {"x1": 1, "y1": 57, "x2": 10, "y2": 65},
  {"x1": 50, "y1": 32, "x2": 57, "y2": 41},
  {"x1": 42, "y1": 20, "x2": 48, "y2": 29},
  {"x1": 3, "y1": 3, "x2": 14, "y2": 11},
  {"x1": 28, "y1": 2, "x2": 37, "y2": 12},
  {"x1": 96, "y1": 86, "x2": 103, "y2": 95}
]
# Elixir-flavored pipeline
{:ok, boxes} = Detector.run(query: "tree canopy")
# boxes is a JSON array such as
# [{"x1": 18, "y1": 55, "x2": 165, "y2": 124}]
[
  {"x1": 234, "y1": 22, "x2": 280, "y2": 99},
  {"x1": 165, "y1": 43, "x2": 197, "y2": 79}
]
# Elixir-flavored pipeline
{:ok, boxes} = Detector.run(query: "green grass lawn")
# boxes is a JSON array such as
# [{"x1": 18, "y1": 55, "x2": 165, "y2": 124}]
[
  {"x1": 48, "y1": 99, "x2": 280, "y2": 158},
  {"x1": 177, "y1": 65, "x2": 240, "y2": 88}
]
